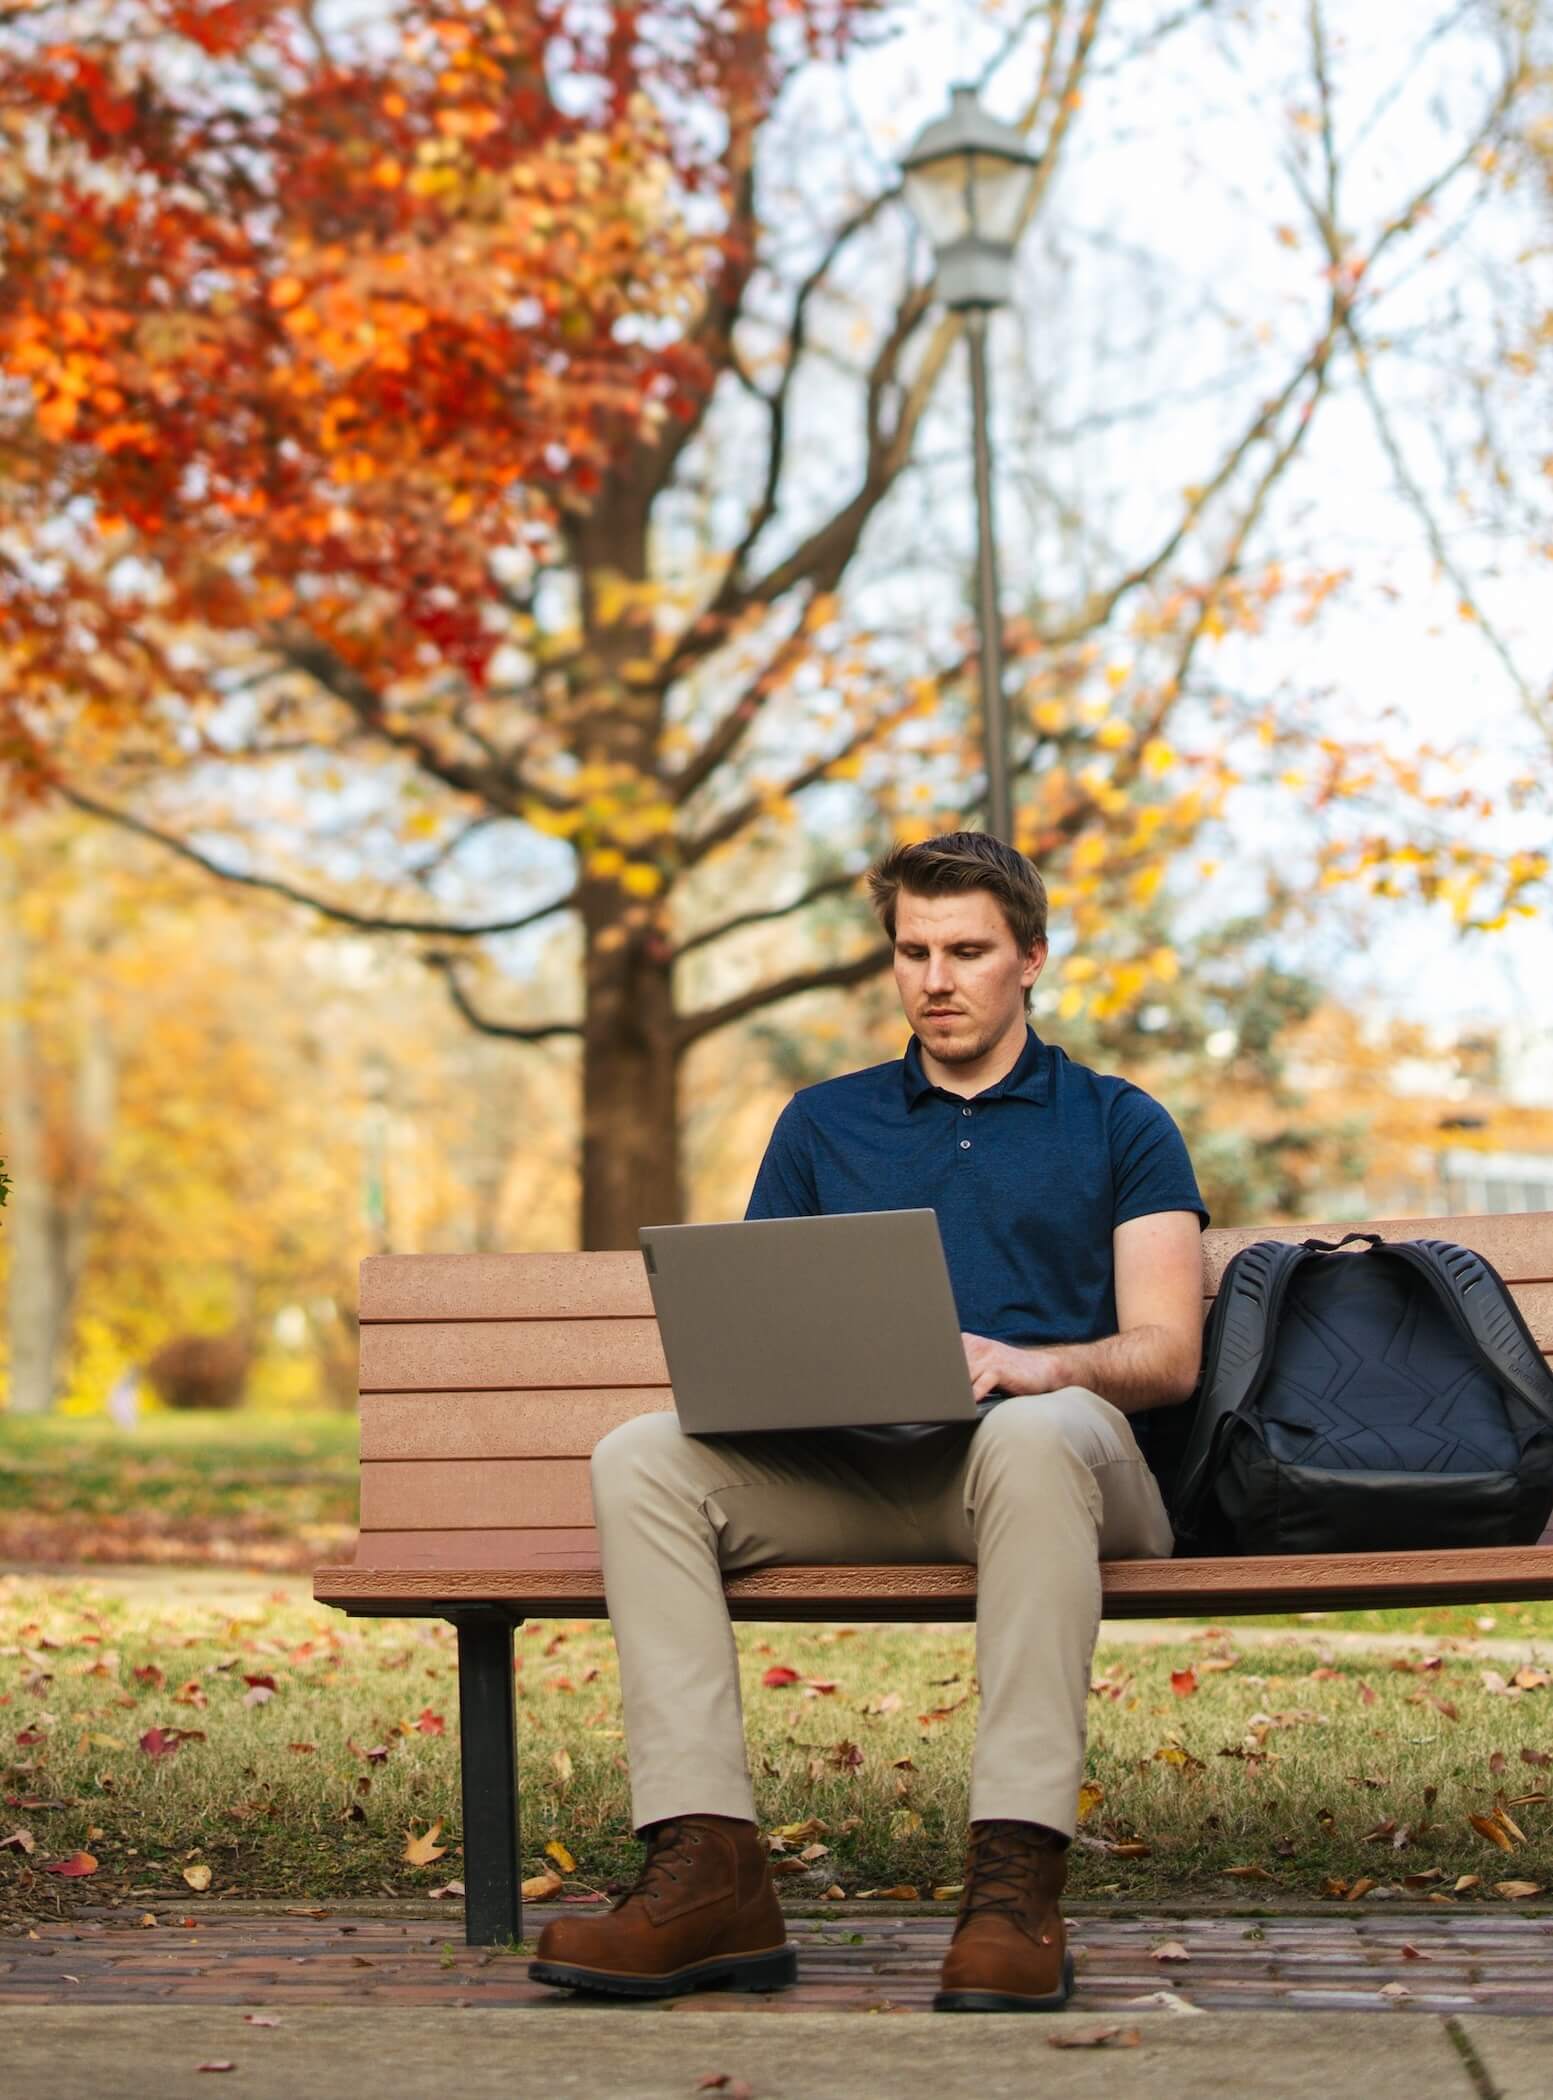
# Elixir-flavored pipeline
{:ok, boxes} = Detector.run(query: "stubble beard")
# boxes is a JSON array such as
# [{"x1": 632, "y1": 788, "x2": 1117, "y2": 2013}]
[{"x1": 920, "y1": 1012, "x2": 1004, "y2": 1066}]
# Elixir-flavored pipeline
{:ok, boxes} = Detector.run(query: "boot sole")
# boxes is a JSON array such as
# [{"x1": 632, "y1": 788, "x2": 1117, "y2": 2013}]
[
  {"x1": 528, "y1": 1942, "x2": 798, "y2": 1999},
  {"x1": 933, "y1": 1949, "x2": 1076, "y2": 2013}
]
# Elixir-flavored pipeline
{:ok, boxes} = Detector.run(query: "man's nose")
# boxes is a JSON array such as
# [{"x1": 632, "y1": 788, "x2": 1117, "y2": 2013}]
[{"x1": 923, "y1": 953, "x2": 956, "y2": 992}]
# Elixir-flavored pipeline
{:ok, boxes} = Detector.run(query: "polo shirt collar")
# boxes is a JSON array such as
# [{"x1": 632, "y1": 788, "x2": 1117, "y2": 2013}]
[{"x1": 902, "y1": 1024, "x2": 1051, "y2": 1109}]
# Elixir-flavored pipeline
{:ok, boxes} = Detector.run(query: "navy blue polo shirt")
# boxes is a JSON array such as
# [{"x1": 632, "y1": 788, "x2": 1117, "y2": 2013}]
[{"x1": 744, "y1": 1025, "x2": 1208, "y2": 1447}]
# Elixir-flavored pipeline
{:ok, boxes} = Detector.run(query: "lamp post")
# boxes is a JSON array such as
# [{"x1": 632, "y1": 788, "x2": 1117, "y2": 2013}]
[{"x1": 900, "y1": 86, "x2": 1040, "y2": 844}]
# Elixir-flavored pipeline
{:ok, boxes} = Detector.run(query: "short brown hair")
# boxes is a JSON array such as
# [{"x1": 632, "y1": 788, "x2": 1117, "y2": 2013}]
[{"x1": 867, "y1": 831, "x2": 1049, "y2": 953}]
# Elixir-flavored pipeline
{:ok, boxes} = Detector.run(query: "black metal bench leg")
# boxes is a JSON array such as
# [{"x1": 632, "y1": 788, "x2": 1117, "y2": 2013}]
[{"x1": 453, "y1": 1611, "x2": 521, "y2": 1947}]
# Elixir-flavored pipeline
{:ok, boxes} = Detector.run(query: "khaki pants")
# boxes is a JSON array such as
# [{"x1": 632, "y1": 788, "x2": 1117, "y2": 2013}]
[{"x1": 589, "y1": 1388, "x2": 1174, "y2": 1839}]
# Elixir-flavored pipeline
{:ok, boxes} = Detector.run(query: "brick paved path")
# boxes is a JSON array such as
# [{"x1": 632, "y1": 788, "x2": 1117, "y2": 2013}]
[{"x1": 6, "y1": 1905, "x2": 1553, "y2": 2014}]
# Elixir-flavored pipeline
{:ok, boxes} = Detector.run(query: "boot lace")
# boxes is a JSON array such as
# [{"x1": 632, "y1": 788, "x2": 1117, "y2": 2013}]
[
  {"x1": 958, "y1": 1820, "x2": 1060, "y2": 1924},
  {"x1": 611, "y1": 1818, "x2": 703, "y2": 1911}
]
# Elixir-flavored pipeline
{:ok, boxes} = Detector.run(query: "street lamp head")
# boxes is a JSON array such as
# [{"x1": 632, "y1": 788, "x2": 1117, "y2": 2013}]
[{"x1": 899, "y1": 84, "x2": 1041, "y2": 311}]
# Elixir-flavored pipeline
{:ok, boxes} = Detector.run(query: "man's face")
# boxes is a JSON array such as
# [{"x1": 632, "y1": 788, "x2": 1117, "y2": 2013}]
[{"x1": 891, "y1": 886, "x2": 1047, "y2": 1064}]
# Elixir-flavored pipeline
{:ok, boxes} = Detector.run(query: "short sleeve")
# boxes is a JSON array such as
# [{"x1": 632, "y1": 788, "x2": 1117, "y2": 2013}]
[
  {"x1": 745, "y1": 1097, "x2": 821, "y2": 1220},
  {"x1": 1109, "y1": 1084, "x2": 1209, "y2": 1231}
]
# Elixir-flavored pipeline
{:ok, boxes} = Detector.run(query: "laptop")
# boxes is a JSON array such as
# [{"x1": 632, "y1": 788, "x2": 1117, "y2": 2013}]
[{"x1": 638, "y1": 1209, "x2": 980, "y2": 1434}]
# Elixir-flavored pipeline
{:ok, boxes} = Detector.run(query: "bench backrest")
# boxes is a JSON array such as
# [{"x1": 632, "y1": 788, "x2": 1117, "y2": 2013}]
[{"x1": 352, "y1": 1212, "x2": 1553, "y2": 1572}]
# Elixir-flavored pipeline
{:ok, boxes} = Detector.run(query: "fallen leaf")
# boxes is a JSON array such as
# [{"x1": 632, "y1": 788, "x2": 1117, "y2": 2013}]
[
  {"x1": 820, "y1": 1884, "x2": 846, "y2": 1900},
  {"x1": 1076, "y1": 1781, "x2": 1105, "y2": 1823},
  {"x1": 1378, "y1": 1982, "x2": 1411, "y2": 2000},
  {"x1": 45, "y1": 1850, "x2": 98, "y2": 1877},
  {"x1": 182, "y1": 1864, "x2": 212, "y2": 1892},
  {"x1": 1151, "y1": 1941, "x2": 1190, "y2": 1962},
  {"x1": 1453, "y1": 1875, "x2": 1481, "y2": 1893},
  {"x1": 1521, "y1": 1747, "x2": 1551, "y2": 1768},
  {"x1": 1494, "y1": 1880, "x2": 1545, "y2": 1899},
  {"x1": 854, "y1": 1886, "x2": 919, "y2": 1900},
  {"x1": 1170, "y1": 1668, "x2": 1197, "y2": 1697},
  {"x1": 1345, "y1": 1878, "x2": 1377, "y2": 1901},
  {"x1": 1047, "y1": 2025, "x2": 1141, "y2": 2049},
  {"x1": 1222, "y1": 1865, "x2": 1277, "y2": 1880},
  {"x1": 0, "y1": 1829, "x2": 35, "y2": 1854},
  {"x1": 196, "y1": 2063, "x2": 236, "y2": 2074},
  {"x1": 243, "y1": 2014, "x2": 281, "y2": 2026},
  {"x1": 552, "y1": 1748, "x2": 573, "y2": 1786},
  {"x1": 1121, "y1": 1990, "x2": 1203, "y2": 2015},
  {"x1": 1400, "y1": 1943, "x2": 1431, "y2": 1960},
  {"x1": 1468, "y1": 1812, "x2": 1516, "y2": 1852},
  {"x1": 545, "y1": 1840, "x2": 576, "y2": 1874},
  {"x1": 521, "y1": 1868, "x2": 563, "y2": 1902},
  {"x1": 403, "y1": 1820, "x2": 447, "y2": 1868},
  {"x1": 761, "y1": 1666, "x2": 800, "y2": 1689},
  {"x1": 931, "y1": 1884, "x2": 963, "y2": 1901}
]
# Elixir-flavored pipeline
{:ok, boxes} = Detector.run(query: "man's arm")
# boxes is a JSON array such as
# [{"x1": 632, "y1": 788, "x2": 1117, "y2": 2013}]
[{"x1": 962, "y1": 1210, "x2": 1205, "y2": 1412}]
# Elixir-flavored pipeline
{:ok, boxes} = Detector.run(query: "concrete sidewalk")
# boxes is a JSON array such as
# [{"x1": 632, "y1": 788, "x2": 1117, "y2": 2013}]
[{"x1": 1, "y1": 2006, "x2": 1544, "y2": 2100}]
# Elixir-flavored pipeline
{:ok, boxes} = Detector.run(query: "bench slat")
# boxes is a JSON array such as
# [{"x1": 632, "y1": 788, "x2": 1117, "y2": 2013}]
[
  {"x1": 314, "y1": 1542, "x2": 1553, "y2": 1622},
  {"x1": 357, "y1": 1281, "x2": 1553, "y2": 1402},
  {"x1": 358, "y1": 1319, "x2": 668, "y2": 1393},
  {"x1": 356, "y1": 1213, "x2": 1553, "y2": 1323},
  {"x1": 360, "y1": 1391, "x2": 672, "y2": 1461},
  {"x1": 360, "y1": 1456, "x2": 593, "y2": 1530}
]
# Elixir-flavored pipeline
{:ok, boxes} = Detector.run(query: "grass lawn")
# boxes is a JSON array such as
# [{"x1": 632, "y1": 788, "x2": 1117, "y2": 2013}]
[
  {"x1": 0, "y1": 1411, "x2": 359, "y2": 1571},
  {"x1": 4, "y1": 1571, "x2": 1553, "y2": 1925}
]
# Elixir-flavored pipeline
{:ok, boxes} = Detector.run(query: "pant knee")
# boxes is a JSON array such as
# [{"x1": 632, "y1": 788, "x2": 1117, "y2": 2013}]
[{"x1": 589, "y1": 1407, "x2": 686, "y2": 1507}]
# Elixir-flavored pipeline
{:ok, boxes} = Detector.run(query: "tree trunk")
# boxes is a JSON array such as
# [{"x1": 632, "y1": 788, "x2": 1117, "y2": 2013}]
[
  {"x1": 0, "y1": 848, "x2": 68, "y2": 1413},
  {"x1": 580, "y1": 895, "x2": 683, "y2": 1250}
]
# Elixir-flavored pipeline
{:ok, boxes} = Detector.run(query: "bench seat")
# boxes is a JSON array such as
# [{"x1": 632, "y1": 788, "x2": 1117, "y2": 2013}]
[{"x1": 313, "y1": 1208, "x2": 1553, "y2": 1944}]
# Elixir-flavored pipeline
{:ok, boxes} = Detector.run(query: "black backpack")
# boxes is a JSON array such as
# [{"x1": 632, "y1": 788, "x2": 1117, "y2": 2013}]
[{"x1": 1161, "y1": 1232, "x2": 1553, "y2": 1558}]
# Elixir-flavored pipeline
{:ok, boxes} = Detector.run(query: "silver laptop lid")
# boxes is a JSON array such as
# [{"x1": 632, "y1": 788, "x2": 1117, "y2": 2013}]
[{"x1": 638, "y1": 1209, "x2": 976, "y2": 1434}]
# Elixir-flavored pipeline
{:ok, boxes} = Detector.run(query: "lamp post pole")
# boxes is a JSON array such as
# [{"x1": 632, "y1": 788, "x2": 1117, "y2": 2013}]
[{"x1": 965, "y1": 306, "x2": 1011, "y2": 843}]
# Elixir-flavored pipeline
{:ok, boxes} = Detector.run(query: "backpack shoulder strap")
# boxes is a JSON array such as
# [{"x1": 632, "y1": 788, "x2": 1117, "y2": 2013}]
[
  {"x1": 1170, "y1": 1238, "x2": 1312, "y2": 1529},
  {"x1": 1381, "y1": 1238, "x2": 1553, "y2": 1422}
]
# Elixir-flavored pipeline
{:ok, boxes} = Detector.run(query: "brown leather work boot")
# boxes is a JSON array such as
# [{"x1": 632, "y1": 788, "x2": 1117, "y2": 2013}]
[
  {"x1": 528, "y1": 1813, "x2": 796, "y2": 1998},
  {"x1": 933, "y1": 1818, "x2": 1074, "y2": 2012}
]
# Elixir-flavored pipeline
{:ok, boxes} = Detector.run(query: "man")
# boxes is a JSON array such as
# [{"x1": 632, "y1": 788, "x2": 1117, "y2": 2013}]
[{"x1": 531, "y1": 832, "x2": 1207, "y2": 2011}]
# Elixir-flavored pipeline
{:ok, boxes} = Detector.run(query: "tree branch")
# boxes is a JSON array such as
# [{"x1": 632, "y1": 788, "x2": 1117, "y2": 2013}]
[
  {"x1": 422, "y1": 952, "x2": 583, "y2": 1042},
  {"x1": 53, "y1": 783, "x2": 579, "y2": 939},
  {"x1": 676, "y1": 945, "x2": 894, "y2": 1051},
  {"x1": 671, "y1": 866, "x2": 868, "y2": 961},
  {"x1": 681, "y1": 685, "x2": 929, "y2": 868}
]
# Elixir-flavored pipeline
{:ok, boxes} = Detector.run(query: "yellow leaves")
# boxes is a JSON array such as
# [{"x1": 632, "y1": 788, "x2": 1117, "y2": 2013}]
[
  {"x1": 1057, "y1": 986, "x2": 1087, "y2": 1022},
  {"x1": 1071, "y1": 834, "x2": 1108, "y2": 876},
  {"x1": 522, "y1": 1867, "x2": 564, "y2": 1902},
  {"x1": 1147, "y1": 945, "x2": 1179, "y2": 983},
  {"x1": 825, "y1": 754, "x2": 862, "y2": 781},
  {"x1": 182, "y1": 1863, "x2": 212, "y2": 1891},
  {"x1": 1060, "y1": 954, "x2": 1101, "y2": 983},
  {"x1": 545, "y1": 1839, "x2": 577, "y2": 1873},
  {"x1": 1105, "y1": 662, "x2": 1131, "y2": 690},
  {"x1": 1141, "y1": 739, "x2": 1176, "y2": 777},
  {"x1": 1077, "y1": 1780, "x2": 1105, "y2": 1824},
  {"x1": 1094, "y1": 719, "x2": 1133, "y2": 750},
  {"x1": 404, "y1": 1818, "x2": 448, "y2": 1867},
  {"x1": 620, "y1": 863, "x2": 662, "y2": 899},
  {"x1": 586, "y1": 847, "x2": 626, "y2": 879},
  {"x1": 1032, "y1": 699, "x2": 1068, "y2": 734},
  {"x1": 1128, "y1": 865, "x2": 1164, "y2": 907}
]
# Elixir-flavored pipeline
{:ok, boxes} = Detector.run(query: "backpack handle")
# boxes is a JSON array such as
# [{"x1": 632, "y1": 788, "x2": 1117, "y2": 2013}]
[{"x1": 1300, "y1": 1231, "x2": 1383, "y2": 1253}]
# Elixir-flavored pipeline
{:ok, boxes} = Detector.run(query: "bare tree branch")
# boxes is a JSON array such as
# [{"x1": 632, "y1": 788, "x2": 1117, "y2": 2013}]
[
  {"x1": 53, "y1": 783, "x2": 579, "y2": 939},
  {"x1": 672, "y1": 866, "x2": 868, "y2": 962},
  {"x1": 676, "y1": 945, "x2": 893, "y2": 1051},
  {"x1": 682, "y1": 685, "x2": 929, "y2": 868},
  {"x1": 274, "y1": 629, "x2": 575, "y2": 815},
  {"x1": 422, "y1": 951, "x2": 583, "y2": 1041}
]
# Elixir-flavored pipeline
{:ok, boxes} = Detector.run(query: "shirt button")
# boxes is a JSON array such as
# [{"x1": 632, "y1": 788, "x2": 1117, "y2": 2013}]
[
  {"x1": 962, "y1": 1106, "x2": 973, "y2": 1117},
  {"x1": 960, "y1": 1139, "x2": 971, "y2": 1150}
]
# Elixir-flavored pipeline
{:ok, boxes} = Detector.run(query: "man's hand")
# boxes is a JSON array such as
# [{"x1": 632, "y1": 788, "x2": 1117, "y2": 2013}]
[{"x1": 961, "y1": 1332, "x2": 1070, "y2": 1402}]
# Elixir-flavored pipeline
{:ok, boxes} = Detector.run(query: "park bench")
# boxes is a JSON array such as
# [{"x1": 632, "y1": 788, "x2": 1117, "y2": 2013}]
[{"x1": 313, "y1": 1207, "x2": 1553, "y2": 1945}]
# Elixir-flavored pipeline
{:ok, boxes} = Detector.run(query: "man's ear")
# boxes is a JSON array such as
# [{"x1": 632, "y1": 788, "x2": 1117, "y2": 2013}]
[{"x1": 1022, "y1": 938, "x2": 1049, "y2": 991}]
